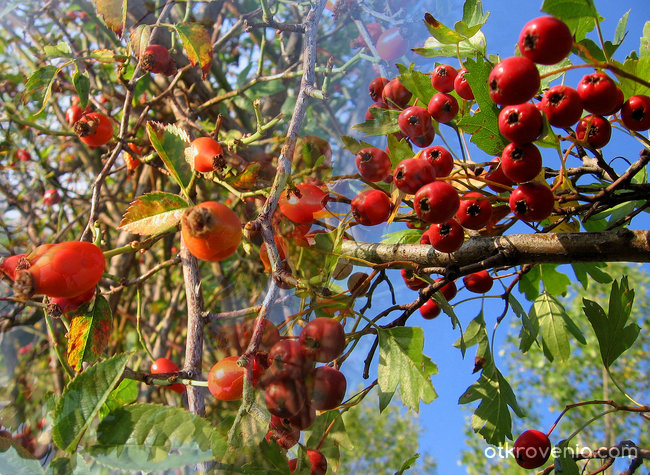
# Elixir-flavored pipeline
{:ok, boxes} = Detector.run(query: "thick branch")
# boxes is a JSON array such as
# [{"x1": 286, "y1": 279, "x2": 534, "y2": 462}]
[{"x1": 339, "y1": 230, "x2": 650, "y2": 268}]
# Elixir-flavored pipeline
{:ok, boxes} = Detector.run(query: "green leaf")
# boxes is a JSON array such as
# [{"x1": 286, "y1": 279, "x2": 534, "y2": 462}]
[
  {"x1": 397, "y1": 63, "x2": 436, "y2": 105},
  {"x1": 119, "y1": 192, "x2": 190, "y2": 235},
  {"x1": 387, "y1": 134, "x2": 415, "y2": 168},
  {"x1": 641, "y1": 21, "x2": 650, "y2": 57},
  {"x1": 175, "y1": 23, "x2": 213, "y2": 78},
  {"x1": 378, "y1": 388, "x2": 395, "y2": 413},
  {"x1": 89, "y1": 403, "x2": 227, "y2": 470},
  {"x1": 423, "y1": 13, "x2": 465, "y2": 44},
  {"x1": 539, "y1": 264, "x2": 570, "y2": 296},
  {"x1": 352, "y1": 107, "x2": 401, "y2": 136},
  {"x1": 453, "y1": 313, "x2": 487, "y2": 360},
  {"x1": 377, "y1": 327, "x2": 437, "y2": 412},
  {"x1": 614, "y1": 56, "x2": 650, "y2": 97},
  {"x1": 0, "y1": 445, "x2": 43, "y2": 475},
  {"x1": 146, "y1": 122, "x2": 193, "y2": 192},
  {"x1": 518, "y1": 264, "x2": 541, "y2": 301},
  {"x1": 45, "y1": 457, "x2": 74, "y2": 475},
  {"x1": 72, "y1": 69, "x2": 90, "y2": 109},
  {"x1": 305, "y1": 411, "x2": 349, "y2": 472},
  {"x1": 614, "y1": 10, "x2": 630, "y2": 46},
  {"x1": 22, "y1": 65, "x2": 60, "y2": 117},
  {"x1": 572, "y1": 262, "x2": 612, "y2": 289},
  {"x1": 553, "y1": 441, "x2": 580, "y2": 475},
  {"x1": 240, "y1": 440, "x2": 291, "y2": 475},
  {"x1": 541, "y1": 0, "x2": 598, "y2": 19},
  {"x1": 509, "y1": 294, "x2": 539, "y2": 353},
  {"x1": 583, "y1": 277, "x2": 640, "y2": 367},
  {"x1": 396, "y1": 453, "x2": 420, "y2": 475},
  {"x1": 458, "y1": 368, "x2": 524, "y2": 445},
  {"x1": 381, "y1": 229, "x2": 422, "y2": 244},
  {"x1": 44, "y1": 41, "x2": 72, "y2": 58},
  {"x1": 66, "y1": 296, "x2": 113, "y2": 371},
  {"x1": 414, "y1": 31, "x2": 486, "y2": 59},
  {"x1": 99, "y1": 378, "x2": 138, "y2": 419},
  {"x1": 532, "y1": 292, "x2": 586, "y2": 362},
  {"x1": 52, "y1": 353, "x2": 131, "y2": 452},
  {"x1": 462, "y1": 0, "x2": 489, "y2": 27},
  {"x1": 339, "y1": 135, "x2": 375, "y2": 155}
]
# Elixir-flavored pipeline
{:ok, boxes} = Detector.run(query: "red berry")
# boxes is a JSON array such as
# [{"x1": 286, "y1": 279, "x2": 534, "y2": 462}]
[
  {"x1": 414, "y1": 181, "x2": 460, "y2": 224},
  {"x1": 401, "y1": 269, "x2": 428, "y2": 290},
  {"x1": 421, "y1": 220, "x2": 464, "y2": 253},
  {"x1": 142, "y1": 44, "x2": 175, "y2": 75},
  {"x1": 576, "y1": 72, "x2": 620, "y2": 115},
  {"x1": 266, "y1": 416, "x2": 300, "y2": 450},
  {"x1": 356, "y1": 147, "x2": 392, "y2": 182},
  {"x1": 151, "y1": 357, "x2": 186, "y2": 394},
  {"x1": 73, "y1": 112, "x2": 113, "y2": 146},
  {"x1": 123, "y1": 143, "x2": 143, "y2": 171},
  {"x1": 279, "y1": 183, "x2": 329, "y2": 224},
  {"x1": 369, "y1": 77, "x2": 389, "y2": 101},
  {"x1": 435, "y1": 278, "x2": 457, "y2": 301},
  {"x1": 488, "y1": 56, "x2": 540, "y2": 106},
  {"x1": 351, "y1": 189, "x2": 392, "y2": 226},
  {"x1": 398, "y1": 106, "x2": 433, "y2": 138},
  {"x1": 376, "y1": 27, "x2": 408, "y2": 62},
  {"x1": 576, "y1": 115, "x2": 612, "y2": 148},
  {"x1": 513, "y1": 429, "x2": 552, "y2": 469},
  {"x1": 393, "y1": 158, "x2": 437, "y2": 195},
  {"x1": 421, "y1": 146, "x2": 454, "y2": 177},
  {"x1": 485, "y1": 157, "x2": 514, "y2": 193},
  {"x1": 454, "y1": 68, "x2": 474, "y2": 100},
  {"x1": 181, "y1": 201, "x2": 242, "y2": 261},
  {"x1": 288, "y1": 401, "x2": 316, "y2": 430},
  {"x1": 43, "y1": 189, "x2": 60, "y2": 206},
  {"x1": 289, "y1": 449, "x2": 327, "y2": 475},
  {"x1": 308, "y1": 366, "x2": 347, "y2": 411},
  {"x1": 456, "y1": 191, "x2": 492, "y2": 230},
  {"x1": 299, "y1": 317, "x2": 346, "y2": 363},
  {"x1": 463, "y1": 270, "x2": 493, "y2": 293},
  {"x1": 51, "y1": 287, "x2": 96, "y2": 314},
  {"x1": 498, "y1": 102, "x2": 542, "y2": 143},
  {"x1": 65, "y1": 105, "x2": 84, "y2": 126},
  {"x1": 409, "y1": 124, "x2": 436, "y2": 148},
  {"x1": 621, "y1": 95, "x2": 650, "y2": 131},
  {"x1": 268, "y1": 339, "x2": 313, "y2": 378},
  {"x1": 501, "y1": 142, "x2": 543, "y2": 183},
  {"x1": 431, "y1": 64, "x2": 458, "y2": 93},
  {"x1": 16, "y1": 148, "x2": 31, "y2": 162},
  {"x1": 537, "y1": 85, "x2": 583, "y2": 128},
  {"x1": 265, "y1": 378, "x2": 307, "y2": 418},
  {"x1": 509, "y1": 182, "x2": 555, "y2": 222},
  {"x1": 382, "y1": 78, "x2": 412, "y2": 109},
  {"x1": 428, "y1": 92, "x2": 459, "y2": 123},
  {"x1": 187, "y1": 137, "x2": 224, "y2": 173},
  {"x1": 518, "y1": 16, "x2": 573, "y2": 65},
  {"x1": 419, "y1": 299, "x2": 441, "y2": 319},
  {"x1": 365, "y1": 99, "x2": 388, "y2": 120}
]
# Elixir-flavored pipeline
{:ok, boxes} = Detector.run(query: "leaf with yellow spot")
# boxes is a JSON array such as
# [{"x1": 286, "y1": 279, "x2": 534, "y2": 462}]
[
  {"x1": 225, "y1": 163, "x2": 260, "y2": 189},
  {"x1": 119, "y1": 192, "x2": 190, "y2": 235},
  {"x1": 67, "y1": 296, "x2": 113, "y2": 372},
  {"x1": 175, "y1": 23, "x2": 213, "y2": 79}
]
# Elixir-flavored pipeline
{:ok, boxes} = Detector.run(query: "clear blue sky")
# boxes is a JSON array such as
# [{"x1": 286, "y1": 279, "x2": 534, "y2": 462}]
[{"x1": 337, "y1": 1, "x2": 650, "y2": 473}]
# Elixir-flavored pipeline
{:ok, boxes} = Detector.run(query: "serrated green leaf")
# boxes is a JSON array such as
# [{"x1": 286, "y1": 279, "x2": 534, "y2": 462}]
[
  {"x1": 52, "y1": 353, "x2": 131, "y2": 452},
  {"x1": 462, "y1": 0, "x2": 489, "y2": 27},
  {"x1": 396, "y1": 453, "x2": 420, "y2": 475},
  {"x1": 240, "y1": 440, "x2": 291, "y2": 475},
  {"x1": 532, "y1": 292, "x2": 585, "y2": 362},
  {"x1": 377, "y1": 327, "x2": 437, "y2": 412},
  {"x1": 614, "y1": 56, "x2": 650, "y2": 97},
  {"x1": 72, "y1": 70, "x2": 90, "y2": 109},
  {"x1": 641, "y1": 21, "x2": 650, "y2": 57},
  {"x1": 99, "y1": 378, "x2": 138, "y2": 420},
  {"x1": 519, "y1": 264, "x2": 541, "y2": 301},
  {"x1": 381, "y1": 229, "x2": 422, "y2": 244},
  {"x1": 22, "y1": 65, "x2": 60, "y2": 117},
  {"x1": 583, "y1": 277, "x2": 640, "y2": 367},
  {"x1": 614, "y1": 10, "x2": 630, "y2": 46},
  {"x1": 387, "y1": 134, "x2": 414, "y2": 167},
  {"x1": 352, "y1": 107, "x2": 401, "y2": 136},
  {"x1": 340, "y1": 135, "x2": 374, "y2": 155},
  {"x1": 541, "y1": 0, "x2": 598, "y2": 19},
  {"x1": 397, "y1": 63, "x2": 435, "y2": 105},
  {"x1": 67, "y1": 296, "x2": 112, "y2": 371},
  {"x1": 540, "y1": 264, "x2": 570, "y2": 296},
  {"x1": 423, "y1": 13, "x2": 465, "y2": 44},
  {"x1": 0, "y1": 445, "x2": 43, "y2": 475},
  {"x1": 512, "y1": 294, "x2": 539, "y2": 353},
  {"x1": 175, "y1": 23, "x2": 213, "y2": 78},
  {"x1": 146, "y1": 122, "x2": 193, "y2": 191},
  {"x1": 572, "y1": 262, "x2": 612, "y2": 289},
  {"x1": 44, "y1": 42, "x2": 72, "y2": 58},
  {"x1": 414, "y1": 31, "x2": 486, "y2": 59},
  {"x1": 378, "y1": 388, "x2": 395, "y2": 413},
  {"x1": 119, "y1": 192, "x2": 189, "y2": 235}
]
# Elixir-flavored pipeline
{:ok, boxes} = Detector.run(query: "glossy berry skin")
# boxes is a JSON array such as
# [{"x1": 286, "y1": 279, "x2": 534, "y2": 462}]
[
  {"x1": 419, "y1": 150, "x2": 451, "y2": 181},
  {"x1": 43, "y1": 189, "x2": 60, "y2": 206},
  {"x1": 142, "y1": 45, "x2": 173, "y2": 74},
  {"x1": 576, "y1": 115, "x2": 612, "y2": 148},
  {"x1": 409, "y1": 125, "x2": 436, "y2": 148},
  {"x1": 356, "y1": 147, "x2": 392, "y2": 182},
  {"x1": 187, "y1": 137, "x2": 224, "y2": 173},
  {"x1": 463, "y1": 270, "x2": 493, "y2": 293},
  {"x1": 485, "y1": 157, "x2": 514, "y2": 193},
  {"x1": 431, "y1": 64, "x2": 458, "y2": 93},
  {"x1": 513, "y1": 429, "x2": 552, "y2": 469},
  {"x1": 50, "y1": 287, "x2": 96, "y2": 314},
  {"x1": 576, "y1": 72, "x2": 619, "y2": 115},
  {"x1": 382, "y1": 78, "x2": 412, "y2": 109},
  {"x1": 398, "y1": 106, "x2": 432, "y2": 138},
  {"x1": 279, "y1": 183, "x2": 329, "y2": 224},
  {"x1": 181, "y1": 201, "x2": 242, "y2": 261},
  {"x1": 0, "y1": 254, "x2": 26, "y2": 281},
  {"x1": 123, "y1": 143, "x2": 143, "y2": 171},
  {"x1": 621, "y1": 95, "x2": 650, "y2": 131},
  {"x1": 488, "y1": 56, "x2": 540, "y2": 106},
  {"x1": 300, "y1": 317, "x2": 346, "y2": 363},
  {"x1": 13, "y1": 241, "x2": 105, "y2": 300},
  {"x1": 456, "y1": 192, "x2": 492, "y2": 230},
  {"x1": 208, "y1": 355, "x2": 262, "y2": 400},
  {"x1": 351, "y1": 189, "x2": 392, "y2": 226},
  {"x1": 538, "y1": 85, "x2": 583, "y2": 128},
  {"x1": 309, "y1": 366, "x2": 347, "y2": 410},
  {"x1": 419, "y1": 299, "x2": 441, "y2": 319},
  {"x1": 428, "y1": 93, "x2": 459, "y2": 123},
  {"x1": 376, "y1": 27, "x2": 408, "y2": 62},
  {"x1": 401, "y1": 269, "x2": 428, "y2": 290},
  {"x1": 501, "y1": 142, "x2": 543, "y2": 183},
  {"x1": 454, "y1": 69, "x2": 474, "y2": 100},
  {"x1": 65, "y1": 105, "x2": 84, "y2": 126},
  {"x1": 498, "y1": 102, "x2": 542, "y2": 143},
  {"x1": 288, "y1": 449, "x2": 327, "y2": 475},
  {"x1": 16, "y1": 148, "x2": 31, "y2": 162},
  {"x1": 150, "y1": 358, "x2": 186, "y2": 394},
  {"x1": 73, "y1": 112, "x2": 113, "y2": 146},
  {"x1": 368, "y1": 77, "x2": 389, "y2": 101},
  {"x1": 509, "y1": 182, "x2": 555, "y2": 222},
  {"x1": 264, "y1": 378, "x2": 307, "y2": 418},
  {"x1": 603, "y1": 86, "x2": 624, "y2": 115},
  {"x1": 393, "y1": 158, "x2": 437, "y2": 195},
  {"x1": 421, "y1": 220, "x2": 464, "y2": 253},
  {"x1": 518, "y1": 16, "x2": 573, "y2": 65},
  {"x1": 414, "y1": 181, "x2": 460, "y2": 224},
  {"x1": 268, "y1": 339, "x2": 313, "y2": 378}
]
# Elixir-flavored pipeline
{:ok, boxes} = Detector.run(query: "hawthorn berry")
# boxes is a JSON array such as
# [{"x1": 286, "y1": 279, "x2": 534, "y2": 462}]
[
  {"x1": 509, "y1": 182, "x2": 555, "y2": 222},
  {"x1": 208, "y1": 355, "x2": 261, "y2": 400},
  {"x1": 141, "y1": 44, "x2": 176, "y2": 75},
  {"x1": 43, "y1": 189, "x2": 60, "y2": 206},
  {"x1": 576, "y1": 72, "x2": 620, "y2": 115},
  {"x1": 268, "y1": 339, "x2": 313, "y2": 378},
  {"x1": 456, "y1": 191, "x2": 493, "y2": 230},
  {"x1": 16, "y1": 148, "x2": 31, "y2": 162},
  {"x1": 485, "y1": 157, "x2": 514, "y2": 193},
  {"x1": 419, "y1": 299, "x2": 441, "y2": 319},
  {"x1": 621, "y1": 95, "x2": 650, "y2": 131},
  {"x1": 488, "y1": 56, "x2": 540, "y2": 106},
  {"x1": 288, "y1": 401, "x2": 316, "y2": 430},
  {"x1": 500, "y1": 142, "x2": 543, "y2": 183},
  {"x1": 398, "y1": 106, "x2": 433, "y2": 138},
  {"x1": 356, "y1": 147, "x2": 392, "y2": 182},
  {"x1": 308, "y1": 366, "x2": 347, "y2": 411},
  {"x1": 421, "y1": 219, "x2": 465, "y2": 253},
  {"x1": 414, "y1": 181, "x2": 460, "y2": 224},
  {"x1": 151, "y1": 357, "x2": 186, "y2": 394},
  {"x1": 264, "y1": 378, "x2": 307, "y2": 418},
  {"x1": 288, "y1": 449, "x2": 327, "y2": 475},
  {"x1": 463, "y1": 270, "x2": 493, "y2": 293},
  {"x1": 368, "y1": 77, "x2": 389, "y2": 101},
  {"x1": 73, "y1": 112, "x2": 113, "y2": 146},
  {"x1": 431, "y1": 64, "x2": 458, "y2": 93},
  {"x1": 428, "y1": 92, "x2": 459, "y2": 123},
  {"x1": 299, "y1": 317, "x2": 346, "y2": 363},
  {"x1": 435, "y1": 277, "x2": 458, "y2": 301},
  {"x1": 181, "y1": 201, "x2": 242, "y2": 261},
  {"x1": 382, "y1": 78, "x2": 412, "y2": 109},
  {"x1": 421, "y1": 146, "x2": 454, "y2": 177},
  {"x1": 537, "y1": 85, "x2": 583, "y2": 128},
  {"x1": 351, "y1": 189, "x2": 392, "y2": 226},
  {"x1": 401, "y1": 269, "x2": 428, "y2": 291},
  {"x1": 266, "y1": 416, "x2": 300, "y2": 450},
  {"x1": 409, "y1": 125, "x2": 436, "y2": 148},
  {"x1": 498, "y1": 102, "x2": 543, "y2": 143},
  {"x1": 393, "y1": 158, "x2": 437, "y2": 195},
  {"x1": 187, "y1": 137, "x2": 224, "y2": 173},
  {"x1": 278, "y1": 183, "x2": 329, "y2": 224},
  {"x1": 518, "y1": 16, "x2": 573, "y2": 65},
  {"x1": 513, "y1": 429, "x2": 552, "y2": 469},
  {"x1": 576, "y1": 115, "x2": 612, "y2": 148},
  {"x1": 454, "y1": 68, "x2": 474, "y2": 100},
  {"x1": 375, "y1": 27, "x2": 407, "y2": 61},
  {"x1": 65, "y1": 105, "x2": 84, "y2": 126}
]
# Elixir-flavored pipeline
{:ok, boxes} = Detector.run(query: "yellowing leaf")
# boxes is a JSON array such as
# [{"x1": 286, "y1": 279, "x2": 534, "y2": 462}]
[
  {"x1": 119, "y1": 192, "x2": 190, "y2": 235},
  {"x1": 175, "y1": 23, "x2": 213, "y2": 78},
  {"x1": 67, "y1": 296, "x2": 113, "y2": 372},
  {"x1": 95, "y1": 0, "x2": 127, "y2": 37}
]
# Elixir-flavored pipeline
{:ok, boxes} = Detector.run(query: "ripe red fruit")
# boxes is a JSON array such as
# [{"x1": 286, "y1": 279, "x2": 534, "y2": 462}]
[
  {"x1": 537, "y1": 85, "x2": 583, "y2": 128},
  {"x1": 501, "y1": 142, "x2": 543, "y2": 183},
  {"x1": 621, "y1": 95, "x2": 650, "y2": 131},
  {"x1": 485, "y1": 157, "x2": 514, "y2": 193},
  {"x1": 421, "y1": 146, "x2": 454, "y2": 177},
  {"x1": 141, "y1": 44, "x2": 175, "y2": 75},
  {"x1": 498, "y1": 102, "x2": 542, "y2": 143},
  {"x1": 366, "y1": 99, "x2": 388, "y2": 120},
  {"x1": 266, "y1": 416, "x2": 300, "y2": 450},
  {"x1": 13, "y1": 241, "x2": 105, "y2": 300},
  {"x1": 289, "y1": 449, "x2": 327, "y2": 475},
  {"x1": 123, "y1": 143, "x2": 143, "y2": 171},
  {"x1": 382, "y1": 78, "x2": 412, "y2": 109},
  {"x1": 398, "y1": 106, "x2": 433, "y2": 138},
  {"x1": 181, "y1": 201, "x2": 242, "y2": 261},
  {"x1": 576, "y1": 72, "x2": 620, "y2": 115},
  {"x1": 428, "y1": 92, "x2": 459, "y2": 123},
  {"x1": 265, "y1": 378, "x2": 307, "y2": 418},
  {"x1": 393, "y1": 158, "x2": 437, "y2": 195},
  {"x1": 369, "y1": 77, "x2": 389, "y2": 101},
  {"x1": 419, "y1": 299, "x2": 441, "y2": 319},
  {"x1": 268, "y1": 339, "x2": 313, "y2": 378},
  {"x1": 16, "y1": 148, "x2": 31, "y2": 162},
  {"x1": 454, "y1": 68, "x2": 474, "y2": 100},
  {"x1": 488, "y1": 56, "x2": 540, "y2": 106},
  {"x1": 456, "y1": 191, "x2": 492, "y2": 230},
  {"x1": 43, "y1": 189, "x2": 60, "y2": 206},
  {"x1": 576, "y1": 115, "x2": 612, "y2": 149},
  {"x1": 288, "y1": 401, "x2": 316, "y2": 430},
  {"x1": 309, "y1": 366, "x2": 347, "y2": 411},
  {"x1": 518, "y1": 16, "x2": 573, "y2": 65},
  {"x1": 421, "y1": 220, "x2": 464, "y2": 253},
  {"x1": 356, "y1": 147, "x2": 392, "y2": 182},
  {"x1": 435, "y1": 278, "x2": 458, "y2": 301},
  {"x1": 351, "y1": 189, "x2": 392, "y2": 226},
  {"x1": 376, "y1": 27, "x2": 407, "y2": 62},
  {"x1": 208, "y1": 355, "x2": 261, "y2": 400},
  {"x1": 409, "y1": 124, "x2": 436, "y2": 148},
  {"x1": 414, "y1": 181, "x2": 460, "y2": 224},
  {"x1": 235, "y1": 318, "x2": 281, "y2": 353},
  {"x1": 513, "y1": 429, "x2": 552, "y2": 469},
  {"x1": 463, "y1": 270, "x2": 493, "y2": 293},
  {"x1": 431, "y1": 64, "x2": 458, "y2": 93},
  {"x1": 509, "y1": 182, "x2": 555, "y2": 222},
  {"x1": 73, "y1": 112, "x2": 113, "y2": 146},
  {"x1": 260, "y1": 235, "x2": 289, "y2": 273},
  {"x1": 150, "y1": 357, "x2": 186, "y2": 394},
  {"x1": 401, "y1": 269, "x2": 428, "y2": 291},
  {"x1": 278, "y1": 183, "x2": 329, "y2": 224},
  {"x1": 300, "y1": 317, "x2": 346, "y2": 363},
  {"x1": 0, "y1": 254, "x2": 26, "y2": 281},
  {"x1": 50, "y1": 287, "x2": 96, "y2": 314},
  {"x1": 187, "y1": 137, "x2": 224, "y2": 173},
  {"x1": 65, "y1": 105, "x2": 84, "y2": 126}
]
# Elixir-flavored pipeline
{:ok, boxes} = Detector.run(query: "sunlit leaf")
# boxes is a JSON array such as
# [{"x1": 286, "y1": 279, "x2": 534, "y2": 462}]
[
  {"x1": 352, "y1": 107, "x2": 401, "y2": 136},
  {"x1": 532, "y1": 292, "x2": 586, "y2": 362},
  {"x1": 226, "y1": 163, "x2": 261, "y2": 189},
  {"x1": 67, "y1": 296, "x2": 112, "y2": 372},
  {"x1": 119, "y1": 192, "x2": 189, "y2": 235},
  {"x1": 22, "y1": 66, "x2": 59, "y2": 117},
  {"x1": 94, "y1": 0, "x2": 127, "y2": 37},
  {"x1": 176, "y1": 23, "x2": 213, "y2": 78},
  {"x1": 146, "y1": 122, "x2": 193, "y2": 190}
]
